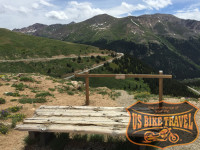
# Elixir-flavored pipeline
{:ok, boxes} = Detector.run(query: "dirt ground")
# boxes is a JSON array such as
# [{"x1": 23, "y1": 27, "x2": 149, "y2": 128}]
[
  {"x1": 0, "y1": 74, "x2": 118, "y2": 150},
  {"x1": 0, "y1": 74, "x2": 199, "y2": 150}
]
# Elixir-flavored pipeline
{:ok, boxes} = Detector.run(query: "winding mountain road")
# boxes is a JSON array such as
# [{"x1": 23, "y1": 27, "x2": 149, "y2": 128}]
[
  {"x1": 0, "y1": 54, "x2": 109, "y2": 63},
  {"x1": 187, "y1": 86, "x2": 200, "y2": 95},
  {"x1": 64, "y1": 53, "x2": 124, "y2": 80}
]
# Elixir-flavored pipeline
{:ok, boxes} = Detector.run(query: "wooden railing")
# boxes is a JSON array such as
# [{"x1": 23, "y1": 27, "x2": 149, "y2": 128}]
[{"x1": 75, "y1": 70, "x2": 172, "y2": 105}]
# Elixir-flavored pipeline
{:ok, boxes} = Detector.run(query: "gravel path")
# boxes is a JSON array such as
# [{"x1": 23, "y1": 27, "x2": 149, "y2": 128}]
[{"x1": 0, "y1": 54, "x2": 109, "y2": 63}]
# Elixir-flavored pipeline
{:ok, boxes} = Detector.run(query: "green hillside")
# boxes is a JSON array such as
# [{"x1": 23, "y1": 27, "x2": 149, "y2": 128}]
[
  {"x1": 0, "y1": 28, "x2": 101, "y2": 60},
  {"x1": 0, "y1": 56, "x2": 110, "y2": 78},
  {"x1": 78, "y1": 55, "x2": 199, "y2": 98}
]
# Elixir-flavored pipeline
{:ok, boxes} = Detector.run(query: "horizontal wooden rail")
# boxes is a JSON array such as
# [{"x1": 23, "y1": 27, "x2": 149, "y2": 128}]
[
  {"x1": 75, "y1": 74, "x2": 172, "y2": 79},
  {"x1": 75, "y1": 71, "x2": 172, "y2": 105}
]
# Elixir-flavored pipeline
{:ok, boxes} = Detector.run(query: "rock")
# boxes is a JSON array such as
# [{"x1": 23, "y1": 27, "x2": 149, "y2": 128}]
[
  {"x1": 10, "y1": 79, "x2": 18, "y2": 82},
  {"x1": 17, "y1": 73, "x2": 24, "y2": 77},
  {"x1": 180, "y1": 97, "x2": 185, "y2": 100}
]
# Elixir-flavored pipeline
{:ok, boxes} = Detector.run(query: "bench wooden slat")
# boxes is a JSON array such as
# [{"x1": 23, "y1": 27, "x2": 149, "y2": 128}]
[
  {"x1": 35, "y1": 111, "x2": 129, "y2": 117},
  {"x1": 39, "y1": 105, "x2": 125, "y2": 111},
  {"x1": 23, "y1": 118, "x2": 128, "y2": 127},
  {"x1": 24, "y1": 116, "x2": 129, "y2": 123},
  {"x1": 16, "y1": 124, "x2": 127, "y2": 135}
]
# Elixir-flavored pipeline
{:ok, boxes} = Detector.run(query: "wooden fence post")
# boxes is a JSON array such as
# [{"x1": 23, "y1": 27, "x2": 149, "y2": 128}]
[
  {"x1": 85, "y1": 72, "x2": 89, "y2": 105},
  {"x1": 159, "y1": 70, "x2": 163, "y2": 102}
]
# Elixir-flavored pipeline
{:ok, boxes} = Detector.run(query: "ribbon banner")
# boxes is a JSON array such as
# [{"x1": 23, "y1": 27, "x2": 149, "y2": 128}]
[{"x1": 126, "y1": 101, "x2": 199, "y2": 149}]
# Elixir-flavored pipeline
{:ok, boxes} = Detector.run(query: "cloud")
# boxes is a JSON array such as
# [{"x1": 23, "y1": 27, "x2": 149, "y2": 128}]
[
  {"x1": 143, "y1": 0, "x2": 172, "y2": 10},
  {"x1": 2, "y1": 4, "x2": 30, "y2": 14},
  {"x1": 0, "y1": 5, "x2": 5, "y2": 14},
  {"x1": 45, "y1": 1, "x2": 147, "y2": 21},
  {"x1": 46, "y1": 11, "x2": 68, "y2": 20},
  {"x1": 39, "y1": 0, "x2": 54, "y2": 7},
  {"x1": 32, "y1": 3, "x2": 39, "y2": 9},
  {"x1": 106, "y1": 2, "x2": 146, "y2": 17},
  {"x1": 0, "y1": 0, "x2": 175, "y2": 29},
  {"x1": 65, "y1": 1, "x2": 104, "y2": 20},
  {"x1": 174, "y1": 8, "x2": 200, "y2": 21}
]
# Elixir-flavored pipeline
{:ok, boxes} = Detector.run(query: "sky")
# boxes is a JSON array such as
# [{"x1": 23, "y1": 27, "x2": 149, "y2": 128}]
[{"x1": 1, "y1": 0, "x2": 200, "y2": 30}]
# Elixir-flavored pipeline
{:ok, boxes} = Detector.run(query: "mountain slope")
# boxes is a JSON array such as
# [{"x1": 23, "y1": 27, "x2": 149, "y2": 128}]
[
  {"x1": 0, "y1": 28, "x2": 101, "y2": 60},
  {"x1": 13, "y1": 14, "x2": 200, "y2": 79},
  {"x1": 83, "y1": 55, "x2": 199, "y2": 98}
]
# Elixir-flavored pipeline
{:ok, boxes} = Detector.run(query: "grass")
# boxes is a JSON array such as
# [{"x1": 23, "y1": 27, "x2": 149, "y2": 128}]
[
  {"x1": 4, "y1": 92, "x2": 20, "y2": 97},
  {"x1": 20, "y1": 76, "x2": 35, "y2": 82},
  {"x1": 10, "y1": 114, "x2": 25, "y2": 128},
  {"x1": 0, "y1": 28, "x2": 101, "y2": 60},
  {"x1": 0, "y1": 105, "x2": 25, "y2": 129},
  {"x1": 0, "y1": 98, "x2": 6, "y2": 104},
  {"x1": 94, "y1": 88, "x2": 121, "y2": 100},
  {"x1": 67, "y1": 91, "x2": 74, "y2": 95},
  {"x1": 8, "y1": 106, "x2": 23, "y2": 113},
  {"x1": 0, "y1": 56, "x2": 110, "y2": 78},
  {"x1": 72, "y1": 134, "x2": 88, "y2": 142},
  {"x1": 10, "y1": 114, "x2": 25, "y2": 122},
  {"x1": 134, "y1": 92, "x2": 151, "y2": 102},
  {"x1": 48, "y1": 88, "x2": 56, "y2": 91},
  {"x1": 89, "y1": 134, "x2": 104, "y2": 142},
  {"x1": 18, "y1": 98, "x2": 46, "y2": 104},
  {"x1": 35, "y1": 91, "x2": 53, "y2": 98},
  {"x1": 10, "y1": 99, "x2": 17, "y2": 102},
  {"x1": 24, "y1": 133, "x2": 156, "y2": 150},
  {"x1": 0, "y1": 123, "x2": 9, "y2": 134},
  {"x1": 57, "y1": 86, "x2": 70, "y2": 93},
  {"x1": 49, "y1": 133, "x2": 69, "y2": 150},
  {"x1": 24, "y1": 135, "x2": 37, "y2": 145},
  {"x1": 11, "y1": 83, "x2": 28, "y2": 91}
]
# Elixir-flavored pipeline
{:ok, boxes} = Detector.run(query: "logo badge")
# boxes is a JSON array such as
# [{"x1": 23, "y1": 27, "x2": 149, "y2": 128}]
[{"x1": 126, "y1": 101, "x2": 199, "y2": 149}]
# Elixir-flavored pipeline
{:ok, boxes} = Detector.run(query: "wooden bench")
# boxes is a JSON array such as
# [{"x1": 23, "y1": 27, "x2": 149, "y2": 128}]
[{"x1": 16, "y1": 105, "x2": 129, "y2": 146}]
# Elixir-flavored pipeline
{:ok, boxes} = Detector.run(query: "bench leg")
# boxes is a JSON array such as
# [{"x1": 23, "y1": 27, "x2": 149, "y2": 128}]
[
  {"x1": 39, "y1": 132, "x2": 54, "y2": 146},
  {"x1": 28, "y1": 131, "x2": 54, "y2": 147},
  {"x1": 29, "y1": 131, "x2": 40, "y2": 141}
]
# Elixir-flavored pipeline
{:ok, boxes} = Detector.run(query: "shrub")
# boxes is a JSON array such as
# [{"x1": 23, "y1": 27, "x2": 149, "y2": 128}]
[
  {"x1": 48, "y1": 88, "x2": 55, "y2": 91},
  {"x1": 134, "y1": 92, "x2": 150, "y2": 99},
  {"x1": 67, "y1": 91, "x2": 74, "y2": 95},
  {"x1": 57, "y1": 86, "x2": 69, "y2": 93},
  {"x1": 49, "y1": 133, "x2": 69, "y2": 150},
  {"x1": 109, "y1": 91, "x2": 121, "y2": 100},
  {"x1": 89, "y1": 134, "x2": 104, "y2": 142},
  {"x1": 19, "y1": 98, "x2": 46, "y2": 104},
  {"x1": 20, "y1": 76, "x2": 35, "y2": 82},
  {"x1": 0, "y1": 123, "x2": 9, "y2": 134},
  {"x1": 11, "y1": 83, "x2": 28, "y2": 91},
  {"x1": 0, "y1": 109, "x2": 10, "y2": 119},
  {"x1": 8, "y1": 106, "x2": 23, "y2": 113},
  {"x1": 10, "y1": 99, "x2": 17, "y2": 102},
  {"x1": 134, "y1": 92, "x2": 151, "y2": 101},
  {"x1": 72, "y1": 134, "x2": 87, "y2": 142},
  {"x1": 10, "y1": 114, "x2": 25, "y2": 122},
  {"x1": 0, "y1": 98, "x2": 6, "y2": 104},
  {"x1": 11, "y1": 118, "x2": 17, "y2": 128},
  {"x1": 24, "y1": 135, "x2": 37, "y2": 145},
  {"x1": 35, "y1": 91, "x2": 53, "y2": 98},
  {"x1": 97, "y1": 91, "x2": 108, "y2": 96},
  {"x1": 4, "y1": 92, "x2": 20, "y2": 97}
]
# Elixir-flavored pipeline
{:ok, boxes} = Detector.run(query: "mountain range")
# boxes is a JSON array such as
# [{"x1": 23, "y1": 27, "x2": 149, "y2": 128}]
[{"x1": 13, "y1": 13, "x2": 200, "y2": 79}]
